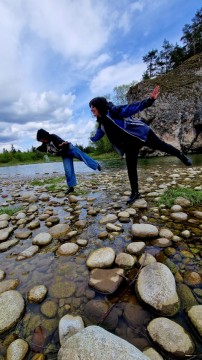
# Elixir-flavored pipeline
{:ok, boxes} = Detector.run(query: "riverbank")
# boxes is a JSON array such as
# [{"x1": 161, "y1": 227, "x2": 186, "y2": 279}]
[{"x1": 0, "y1": 161, "x2": 201, "y2": 358}]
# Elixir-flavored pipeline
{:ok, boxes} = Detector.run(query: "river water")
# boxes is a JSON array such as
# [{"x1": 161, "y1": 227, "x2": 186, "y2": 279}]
[{"x1": 0, "y1": 154, "x2": 202, "y2": 359}]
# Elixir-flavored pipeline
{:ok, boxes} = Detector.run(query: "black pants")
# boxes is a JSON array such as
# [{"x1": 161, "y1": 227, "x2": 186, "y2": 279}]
[{"x1": 125, "y1": 128, "x2": 182, "y2": 193}]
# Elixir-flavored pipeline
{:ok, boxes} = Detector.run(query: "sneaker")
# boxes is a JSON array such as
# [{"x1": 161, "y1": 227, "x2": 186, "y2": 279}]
[
  {"x1": 97, "y1": 163, "x2": 102, "y2": 171},
  {"x1": 180, "y1": 153, "x2": 192, "y2": 166},
  {"x1": 65, "y1": 186, "x2": 74, "y2": 195},
  {"x1": 126, "y1": 191, "x2": 141, "y2": 205}
]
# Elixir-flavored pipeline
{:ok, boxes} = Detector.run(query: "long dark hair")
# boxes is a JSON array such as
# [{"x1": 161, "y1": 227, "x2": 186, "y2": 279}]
[{"x1": 89, "y1": 97, "x2": 109, "y2": 116}]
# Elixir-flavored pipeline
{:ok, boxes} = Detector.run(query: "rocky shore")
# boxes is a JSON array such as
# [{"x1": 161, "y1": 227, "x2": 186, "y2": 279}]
[{"x1": 0, "y1": 161, "x2": 202, "y2": 359}]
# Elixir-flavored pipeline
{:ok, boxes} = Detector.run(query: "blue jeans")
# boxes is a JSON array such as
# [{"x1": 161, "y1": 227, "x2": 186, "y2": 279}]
[{"x1": 62, "y1": 144, "x2": 99, "y2": 187}]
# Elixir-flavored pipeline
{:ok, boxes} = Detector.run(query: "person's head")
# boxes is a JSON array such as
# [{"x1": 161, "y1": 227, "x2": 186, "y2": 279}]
[
  {"x1": 36, "y1": 129, "x2": 50, "y2": 142},
  {"x1": 89, "y1": 97, "x2": 109, "y2": 117}
]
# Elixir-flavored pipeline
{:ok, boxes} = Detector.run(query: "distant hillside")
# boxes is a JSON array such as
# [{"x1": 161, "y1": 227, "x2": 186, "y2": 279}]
[{"x1": 127, "y1": 54, "x2": 202, "y2": 154}]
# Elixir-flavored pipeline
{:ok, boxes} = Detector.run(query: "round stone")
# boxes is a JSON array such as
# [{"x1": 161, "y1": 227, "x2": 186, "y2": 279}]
[{"x1": 0, "y1": 291, "x2": 25, "y2": 334}]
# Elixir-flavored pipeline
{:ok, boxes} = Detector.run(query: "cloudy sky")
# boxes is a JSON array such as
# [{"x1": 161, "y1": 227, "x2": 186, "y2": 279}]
[{"x1": 0, "y1": 0, "x2": 200, "y2": 152}]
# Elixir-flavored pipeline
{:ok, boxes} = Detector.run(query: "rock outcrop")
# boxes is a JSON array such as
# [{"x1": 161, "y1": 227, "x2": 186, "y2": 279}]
[{"x1": 127, "y1": 54, "x2": 202, "y2": 154}]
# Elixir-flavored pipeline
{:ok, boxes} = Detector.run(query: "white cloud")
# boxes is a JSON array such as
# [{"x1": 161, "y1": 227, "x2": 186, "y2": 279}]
[{"x1": 90, "y1": 60, "x2": 146, "y2": 94}]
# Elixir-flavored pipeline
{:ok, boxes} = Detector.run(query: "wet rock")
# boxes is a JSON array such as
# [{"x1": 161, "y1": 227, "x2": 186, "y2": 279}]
[
  {"x1": 45, "y1": 216, "x2": 60, "y2": 225},
  {"x1": 27, "y1": 285, "x2": 48, "y2": 303},
  {"x1": 99, "y1": 214, "x2": 118, "y2": 225},
  {"x1": 49, "y1": 281, "x2": 76, "y2": 298},
  {"x1": 170, "y1": 205, "x2": 182, "y2": 212},
  {"x1": 68, "y1": 195, "x2": 79, "y2": 203},
  {"x1": 0, "y1": 270, "x2": 5, "y2": 281},
  {"x1": 58, "y1": 325, "x2": 149, "y2": 360},
  {"x1": 0, "y1": 290, "x2": 25, "y2": 334},
  {"x1": 132, "y1": 198, "x2": 147, "y2": 209},
  {"x1": 56, "y1": 243, "x2": 79, "y2": 256},
  {"x1": 159, "y1": 228, "x2": 174, "y2": 239},
  {"x1": 76, "y1": 239, "x2": 88, "y2": 247},
  {"x1": 123, "y1": 303, "x2": 152, "y2": 328},
  {"x1": 132, "y1": 224, "x2": 158, "y2": 238},
  {"x1": 106, "y1": 223, "x2": 122, "y2": 232},
  {"x1": 138, "y1": 253, "x2": 156, "y2": 266},
  {"x1": 115, "y1": 253, "x2": 136, "y2": 269},
  {"x1": 89, "y1": 268, "x2": 124, "y2": 294},
  {"x1": 59, "y1": 314, "x2": 84, "y2": 345},
  {"x1": 183, "y1": 271, "x2": 201, "y2": 286},
  {"x1": 16, "y1": 245, "x2": 39, "y2": 261},
  {"x1": 48, "y1": 224, "x2": 70, "y2": 239},
  {"x1": 32, "y1": 232, "x2": 52, "y2": 246},
  {"x1": 0, "y1": 279, "x2": 20, "y2": 294},
  {"x1": 74, "y1": 220, "x2": 87, "y2": 228},
  {"x1": 177, "y1": 283, "x2": 198, "y2": 311},
  {"x1": 151, "y1": 238, "x2": 172, "y2": 247},
  {"x1": 191, "y1": 210, "x2": 202, "y2": 220},
  {"x1": 147, "y1": 317, "x2": 195, "y2": 358},
  {"x1": 187, "y1": 305, "x2": 202, "y2": 337},
  {"x1": 40, "y1": 300, "x2": 58, "y2": 318},
  {"x1": 126, "y1": 242, "x2": 146, "y2": 255},
  {"x1": 143, "y1": 347, "x2": 163, "y2": 360},
  {"x1": 98, "y1": 231, "x2": 108, "y2": 240},
  {"x1": 6, "y1": 338, "x2": 29, "y2": 360},
  {"x1": 28, "y1": 220, "x2": 40, "y2": 229},
  {"x1": 0, "y1": 238, "x2": 19, "y2": 252},
  {"x1": 84, "y1": 301, "x2": 119, "y2": 331},
  {"x1": 0, "y1": 227, "x2": 14, "y2": 242},
  {"x1": 86, "y1": 247, "x2": 115, "y2": 269},
  {"x1": 15, "y1": 212, "x2": 26, "y2": 220},
  {"x1": 136, "y1": 262, "x2": 180, "y2": 316},
  {"x1": 15, "y1": 230, "x2": 32, "y2": 239}
]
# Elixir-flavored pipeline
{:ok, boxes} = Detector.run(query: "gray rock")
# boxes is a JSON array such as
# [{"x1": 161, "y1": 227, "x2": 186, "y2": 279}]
[
  {"x1": 132, "y1": 224, "x2": 158, "y2": 238},
  {"x1": 6, "y1": 338, "x2": 29, "y2": 360},
  {"x1": 58, "y1": 325, "x2": 150, "y2": 360},
  {"x1": 0, "y1": 238, "x2": 19, "y2": 252},
  {"x1": 16, "y1": 245, "x2": 39, "y2": 261},
  {"x1": 136, "y1": 262, "x2": 180, "y2": 316},
  {"x1": 99, "y1": 214, "x2": 118, "y2": 225},
  {"x1": 32, "y1": 232, "x2": 52, "y2": 246},
  {"x1": 86, "y1": 247, "x2": 115, "y2": 269},
  {"x1": 147, "y1": 317, "x2": 195, "y2": 357},
  {"x1": 59, "y1": 314, "x2": 84, "y2": 345},
  {"x1": 187, "y1": 305, "x2": 202, "y2": 337},
  {"x1": 0, "y1": 290, "x2": 25, "y2": 334}
]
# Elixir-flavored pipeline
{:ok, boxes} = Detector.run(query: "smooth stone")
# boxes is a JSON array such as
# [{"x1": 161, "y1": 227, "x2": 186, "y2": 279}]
[
  {"x1": 0, "y1": 279, "x2": 20, "y2": 295},
  {"x1": 170, "y1": 205, "x2": 182, "y2": 212},
  {"x1": 6, "y1": 338, "x2": 29, "y2": 360},
  {"x1": 59, "y1": 314, "x2": 84, "y2": 346},
  {"x1": 86, "y1": 247, "x2": 115, "y2": 269},
  {"x1": 136, "y1": 262, "x2": 180, "y2": 316},
  {"x1": 0, "y1": 214, "x2": 10, "y2": 221},
  {"x1": 159, "y1": 228, "x2": 174, "y2": 239},
  {"x1": 0, "y1": 270, "x2": 5, "y2": 281},
  {"x1": 143, "y1": 347, "x2": 163, "y2": 360},
  {"x1": 126, "y1": 242, "x2": 146, "y2": 255},
  {"x1": 187, "y1": 305, "x2": 202, "y2": 336},
  {"x1": 191, "y1": 210, "x2": 202, "y2": 219},
  {"x1": 170, "y1": 212, "x2": 188, "y2": 221},
  {"x1": 49, "y1": 281, "x2": 76, "y2": 298},
  {"x1": 0, "y1": 227, "x2": 14, "y2": 242},
  {"x1": 27, "y1": 285, "x2": 48, "y2": 303},
  {"x1": 151, "y1": 238, "x2": 172, "y2": 247},
  {"x1": 76, "y1": 239, "x2": 88, "y2": 247},
  {"x1": 132, "y1": 224, "x2": 158, "y2": 238},
  {"x1": 56, "y1": 243, "x2": 79, "y2": 256},
  {"x1": 99, "y1": 214, "x2": 118, "y2": 225},
  {"x1": 0, "y1": 220, "x2": 8, "y2": 229},
  {"x1": 131, "y1": 199, "x2": 147, "y2": 209},
  {"x1": 58, "y1": 325, "x2": 149, "y2": 360},
  {"x1": 115, "y1": 253, "x2": 136, "y2": 269},
  {"x1": 48, "y1": 224, "x2": 70, "y2": 239},
  {"x1": 0, "y1": 291, "x2": 25, "y2": 334},
  {"x1": 16, "y1": 245, "x2": 39, "y2": 261},
  {"x1": 0, "y1": 238, "x2": 19, "y2": 252},
  {"x1": 89, "y1": 268, "x2": 124, "y2": 294},
  {"x1": 32, "y1": 232, "x2": 52, "y2": 246},
  {"x1": 15, "y1": 230, "x2": 32, "y2": 239},
  {"x1": 106, "y1": 223, "x2": 122, "y2": 232},
  {"x1": 27, "y1": 220, "x2": 40, "y2": 229},
  {"x1": 174, "y1": 197, "x2": 191, "y2": 207},
  {"x1": 138, "y1": 253, "x2": 156, "y2": 266},
  {"x1": 147, "y1": 317, "x2": 195, "y2": 357},
  {"x1": 40, "y1": 300, "x2": 58, "y2": 318}
]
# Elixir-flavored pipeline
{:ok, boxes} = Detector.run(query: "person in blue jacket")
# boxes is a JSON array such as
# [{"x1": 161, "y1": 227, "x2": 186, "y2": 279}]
[
  {"x1": 36, "y1": 129, "x2": 101, "y2": 195},
  {"x1": 89, "y1": 85, "x2": 192, "y2": 205}
]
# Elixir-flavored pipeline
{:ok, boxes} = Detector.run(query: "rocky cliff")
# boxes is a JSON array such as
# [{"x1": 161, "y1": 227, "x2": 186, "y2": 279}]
[{"x1": 127, "y1": 54, "x2": 202, "y2": 155}]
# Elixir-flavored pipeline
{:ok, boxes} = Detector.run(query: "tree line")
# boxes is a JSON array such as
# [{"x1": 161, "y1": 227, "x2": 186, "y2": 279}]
[{"x1": 142, "y1": 7, "x2": 202, "y2": 79}]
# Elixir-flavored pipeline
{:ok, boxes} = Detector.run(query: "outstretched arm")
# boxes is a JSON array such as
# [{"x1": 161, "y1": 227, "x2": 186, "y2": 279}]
[{"x1": 150, "y1": 85, "x2": 160, "y2": 100}]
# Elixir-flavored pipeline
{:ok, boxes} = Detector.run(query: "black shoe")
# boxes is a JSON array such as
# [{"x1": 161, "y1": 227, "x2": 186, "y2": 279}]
[
  {"x1": 97, "y1": 163, "x2": 102, "y2": 171},
  {"x1": 180, "y1": 153, "x2": 192, "y2": 166},
  {"x1": 65, "y1": 186, "x2": 74, "y2": 195},
  {"x1": 126, "y1": 191, "x2": 141, "y2": 205}
]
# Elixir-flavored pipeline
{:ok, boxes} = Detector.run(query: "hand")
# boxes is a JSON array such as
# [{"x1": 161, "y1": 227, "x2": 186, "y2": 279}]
[
  {"x1": 59, "y1": 141, "x2": 68, "y2": 147},
  {"x1": 150, "y1": 85, "x2": 160, "y2": 99}
]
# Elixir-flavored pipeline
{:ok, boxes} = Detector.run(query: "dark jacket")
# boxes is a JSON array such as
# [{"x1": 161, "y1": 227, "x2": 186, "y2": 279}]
[
  {"x1": 37, "y1": 133, "x2": 70, "y2": 158},
  {"x1": 91, "y1": 97, "x2": 155, "y2": 155}
]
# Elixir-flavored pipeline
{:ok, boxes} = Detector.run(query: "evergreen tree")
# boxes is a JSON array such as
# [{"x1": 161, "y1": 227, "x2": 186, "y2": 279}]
[{"x1": 142, "y1": 49, "x2": 158, "y2": 78}]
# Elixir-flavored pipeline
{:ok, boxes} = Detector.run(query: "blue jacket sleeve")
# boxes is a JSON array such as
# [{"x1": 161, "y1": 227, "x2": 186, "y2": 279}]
[
  {"x1": 90, "y1": 127, "x2": 105, "y2": 142},
  {"x1": 109, "y1": 97, "x2": 155, "y2": 118}
]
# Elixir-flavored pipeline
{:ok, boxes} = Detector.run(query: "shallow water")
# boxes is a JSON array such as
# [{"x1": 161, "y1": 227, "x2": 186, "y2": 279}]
[{"x1": 0, "y1": 154, "x2": 202, "y2": 359}]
